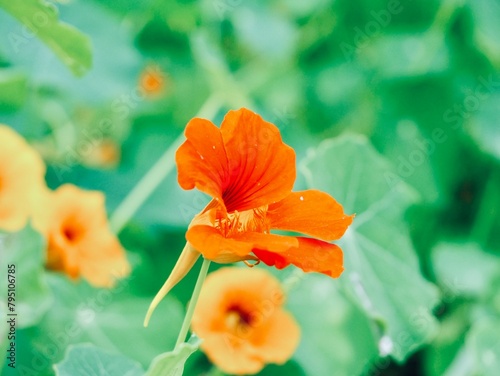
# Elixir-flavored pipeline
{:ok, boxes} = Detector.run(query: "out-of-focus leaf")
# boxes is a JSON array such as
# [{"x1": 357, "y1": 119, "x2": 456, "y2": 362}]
[
  {"x1": 302, "y1": 135, "x2": 439, "y2": 361},
  {"x1": 469, "y1": 0, "x2": 500, "y2": 66},
  {"x1": 442, "y1": 345, "x2": 475, "y2": 376},
  {"x1": 360, "y1": 32, "x2": 449, "y2": 78},
  {"x1": 54, "y1": 343, "x2": 144, "y2": 376},
  {"x1": 288, "y1": 274, "x2": 379, "y2": 376},
  {"x1": 432, "y1": 242, "x2": 500, "y2": 297},
  {"x1": 0, "y1": 225, "x2": 52, "y2": 328},
  {"x1": 467, "y1": 93, "x2": 500, "y2": 160},
  {"x1": 16, "y1": 273, "x2": 184, "y2": 373},
  {"x1": 146, "y1": 336, "x2": 201, "y2": 376},
  {"x1": 382, "y1": 120, "x2": 440, "y2": 202},
  {"x1": 315, "y1": 64, "x2": 365, "y2": 106},
  {"x1": 0, "y1": 68, "x2": 28, "y2": 110},
  {"x1": 0, "y1": 304, "x2": 8, "y2": 371},
  {"x1": 424, "y1": 304, "x2": 471, "y2": 376},
  {"x1": 282, "y1": 0, "x2": 330, "y2": 18},
  {"x1": 231, "y1": 5, "x2": 297, "y2": 60},
  {"x1": 467, "y1": 318, "x2": 500, "y2": 376},
  {"x1": 0, "y1": 0, "x2": 92, "y2": 76}
]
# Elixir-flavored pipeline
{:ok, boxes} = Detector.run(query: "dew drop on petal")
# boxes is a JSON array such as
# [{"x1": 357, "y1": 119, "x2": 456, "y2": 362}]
[
  {"x1": 212, "y1": 145, "x2": 216, "y2": 150},
  {"x1": 200, "y1": 154, "x2": 204, "y2": 160},
  {"x1": 299, "y1": 196, "x2": 304, "y2": 201}
]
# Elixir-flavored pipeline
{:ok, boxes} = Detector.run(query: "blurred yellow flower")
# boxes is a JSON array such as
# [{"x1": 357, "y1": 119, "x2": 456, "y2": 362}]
[
  {"x1": 0, "y1": 125, "x2": 48, "y2": 232},
  {"x1": 192, "y1": 267, "x2": 300, "y2": 375},
  {"x1": 45, "y1": 184, "x2": 130, "y2": 287}
]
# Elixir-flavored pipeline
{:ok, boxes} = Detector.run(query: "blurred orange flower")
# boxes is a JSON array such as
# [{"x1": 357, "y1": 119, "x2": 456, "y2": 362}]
[
  {"x1": 139, "y1": 65, "x2": 166, "y2": 97},
  {"x1": 45, "y1": 184, "x2": 130, "y2": 287},
  {"x1": 83, "y1": 139, "x2": 121, "y2": 168},
  {"x1": 0, "y1": 125, "x2": 48, "y2": 232},
  {"x1": 177, "y1": 108, "x2": 353, "y2": 276},
  {"x1": 192, "y1": 267, "x2": 300, "y2": 375}
]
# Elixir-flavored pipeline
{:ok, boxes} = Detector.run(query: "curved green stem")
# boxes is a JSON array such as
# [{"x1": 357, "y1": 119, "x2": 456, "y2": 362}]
[{"x1": 175, "y1": 258, "x2": 211, "y2": 348}]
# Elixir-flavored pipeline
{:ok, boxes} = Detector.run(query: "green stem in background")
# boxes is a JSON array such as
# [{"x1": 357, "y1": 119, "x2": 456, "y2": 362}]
[
  {"x1": 175, "y1": 258, "x2": 211, "y2": 348},
  {"x1": 109, "y1": 93, "x2": 222, "y2": 234}
]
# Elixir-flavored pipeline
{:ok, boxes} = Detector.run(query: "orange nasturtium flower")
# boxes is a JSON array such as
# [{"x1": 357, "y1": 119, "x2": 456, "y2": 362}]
[
  {"x1": 192, "y1": 267, "x2": 300, "y2": 375},
  {"x1": 0, "y1": 125, "x2": 48, "y2": 231},
  {"x1": 45, "y1": 184, "x2": 130, "y2": 287},
  {"x1": 145, "y1": 108, "x2": 353, "y2": 324}
]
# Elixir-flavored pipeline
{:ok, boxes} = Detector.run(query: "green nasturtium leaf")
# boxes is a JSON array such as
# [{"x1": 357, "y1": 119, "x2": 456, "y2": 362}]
[
  {"x1": 468, "y1": 0, "x2": 500, "y2": 66},
  {"x1": 359, "y1": 32, "x2": 449, "y2": 79},
  {"x1": 432, "y1": 242, "x2": 500, "y2": 298},
  {"x1": 54, "y1": 343, "x2": 144, "y2": 376},
  {"x1": 440, "y1": 345, "x2": 476, "y2": 376},
  {"x1": 25, "y1": 273, "x2": 185, "y2": 371},
  {"x1": 146, "y1": 336, "x2": 201, "y2": 376},
  {"x1": 0, "y1": 0, "x2": 92, "y2": 76},
  {"x1": 0, "y1": 225, "x2": 52, "y2": 328},
  {"x1": 301, "y1": 134, "x2": 440, "y2": 361},
  {"x1": 467, "y1": 93, "x2": 500, "y2": 160},
  {"x1": 467, "y1": 319, "x2": 500, "y2": 376},
  {"x1": 287, "y1": 274, "x2": 379, "y2": 376}
]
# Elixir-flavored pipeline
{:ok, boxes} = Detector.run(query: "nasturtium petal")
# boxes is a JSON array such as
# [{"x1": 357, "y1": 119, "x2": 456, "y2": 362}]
[
  {"x1": 268, "y1": 190, "x2": 353, "y2": 241},
  {"x1": 301, "y1": 134, "x2": 439, "y2": 361},
  {"x1": 176, "y1": 117, "x2": 228, "y2": 203},
  {"x1": 249, "y1": 309, "x2": 301, "y2": 363},
  {"x1": 186, "y1": 225, "x2": 254, "y2": 260},
  {"x1": 186, "y1": 225, "x2": 298, "y2": 261},
  {"x1": 219, "y1": 108, "x2": 296, "y2": 212},
  {"x1": 254, "y1": 238, "x2": 343, "y2": 278}
]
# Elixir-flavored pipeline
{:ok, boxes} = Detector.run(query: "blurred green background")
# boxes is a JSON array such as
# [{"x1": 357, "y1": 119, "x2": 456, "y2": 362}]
[{"x1": 1, "y1": 0, "x2": 500, "y2": 375}]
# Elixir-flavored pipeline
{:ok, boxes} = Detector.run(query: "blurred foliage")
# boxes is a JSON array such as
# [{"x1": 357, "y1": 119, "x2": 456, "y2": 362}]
[
  {"x1": 0, "y1": 225, "x2": 52, "y2": 329},
  {"x1": 1, "y1": 0, "x2": 500, "y2": 375},
  {"x1": 54, "y1": 343, "x2": 144, "y2": 375}
]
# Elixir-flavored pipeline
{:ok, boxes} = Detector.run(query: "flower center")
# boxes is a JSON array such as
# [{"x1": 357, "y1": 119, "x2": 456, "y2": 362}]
[
  {"x1": 225, "y1": 305, "x2": 254, "y2": 337},
  {"x1": 62, "y1": 221, "x2": 85, "y2": 243},
  {"x1": 215, "y1": 206, "x2": 270, "y2": 238}
]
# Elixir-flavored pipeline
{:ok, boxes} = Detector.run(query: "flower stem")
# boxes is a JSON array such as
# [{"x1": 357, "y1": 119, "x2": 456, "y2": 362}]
[{"x1": 175, "y1": 257, "x2": 211, "y2": 348}]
